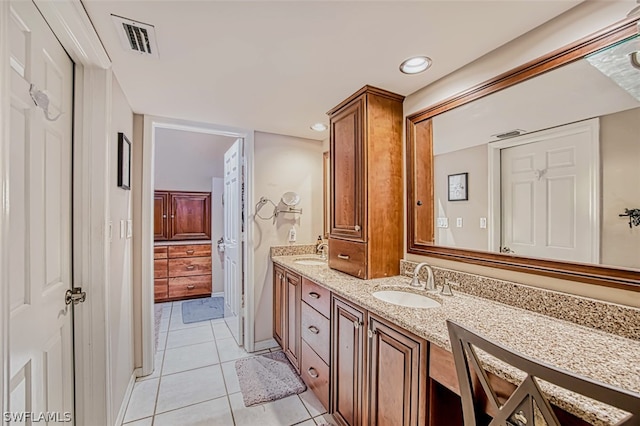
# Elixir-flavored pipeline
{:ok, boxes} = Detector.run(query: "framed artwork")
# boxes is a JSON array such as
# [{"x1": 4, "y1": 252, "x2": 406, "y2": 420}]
[
  {"x1": 448, "y1": 172, "x2": 468, "y2": 201},
  {"x1": 117, "y1": 132, "x2": 131, "y2": 190}
]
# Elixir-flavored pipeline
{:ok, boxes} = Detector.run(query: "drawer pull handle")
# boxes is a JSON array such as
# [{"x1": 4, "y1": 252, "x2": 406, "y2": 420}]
[
  {"x1": 307, "y1": 367, "x2": 319, "y2": 379},
  {"x1": 186, "y1": 249, "x2": 195, "y2": 255},
  {"x1": 186, "y1": 265, "x2": 195, "y2": 270},
  {"x1": 337, "y1": 254, "x2": 350, "y2": 260},
  {"x1": 308, "y1": 292, "x2": 320, "y2": 299},
  {"x1": 308, "y1": 325, "x2": 320, "y2": 334},
  {"x1": 187, "y1": 285, "x2": 195, "y2": 290}
]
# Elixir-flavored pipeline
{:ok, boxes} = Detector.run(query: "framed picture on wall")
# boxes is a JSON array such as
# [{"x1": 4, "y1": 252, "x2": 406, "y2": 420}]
[
  {"x1": 448, "y1": 172, "x2": 468, "y2": 201},
  {"x1": 117, "y1": 132, "x2": 131, "y2": 190}
]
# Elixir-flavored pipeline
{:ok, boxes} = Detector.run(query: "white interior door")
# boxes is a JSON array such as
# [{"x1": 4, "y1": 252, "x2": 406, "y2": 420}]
[
  {"x1": 8, "y1": 0, "x2": 75, "y2": 423},
  {"x1": 223, "y1": 139, "x2": 243, "y2": 346},
  {"x1": 501, "y1": 120, "x2": 599, "y2": 263}
]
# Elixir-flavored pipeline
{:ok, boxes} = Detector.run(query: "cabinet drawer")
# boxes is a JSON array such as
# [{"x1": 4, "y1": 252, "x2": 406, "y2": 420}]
[
  {"x1": 154, "y1": 279, "x2": 168, "y2": 301},
  {"x1": 154, "y1": 259, "x2": 168, "y2": 279},
  {"x1": 301, "y1": 302, "x2": 330, "y2": 364},
  {"x1": 168, "y1": 276, "x2": 212, "y2": 299},
  {"x1": 168, "y1": 244, "x2": 211, "y2": 258},
  {"x1": 328, "y1": 238, "x2": 367, "y2": 279},
  {"x1": 169, "y1": 257, "x2": 212, "y2": 277},
  {"x1": 302, "y1": 278, "x2": 330, "y2": 318},
  {"x1": 301, "y1": 340, "x2": 329, "y2": 411},
  {"x1": 154, "y1": 246, "x2": 168, "y2": 259}
]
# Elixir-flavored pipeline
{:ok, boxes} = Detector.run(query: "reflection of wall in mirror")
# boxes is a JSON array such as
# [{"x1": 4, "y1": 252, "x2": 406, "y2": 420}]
[{"x1": 434, "y1": 106, "x2": 640, "y2": 269}]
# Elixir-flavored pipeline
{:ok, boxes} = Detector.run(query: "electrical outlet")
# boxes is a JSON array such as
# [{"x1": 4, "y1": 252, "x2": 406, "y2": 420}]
[
  {"x1": 480, "y1": 217, "x2": 487, "y2": 229},
  {"x1": 456, "y1": 218, "x2": 463, "y2": 228}
]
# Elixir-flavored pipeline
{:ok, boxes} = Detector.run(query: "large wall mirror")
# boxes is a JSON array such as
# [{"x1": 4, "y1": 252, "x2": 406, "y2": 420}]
[{"x1": 407, "y1": 17, "x2": 640, "y2": 290}]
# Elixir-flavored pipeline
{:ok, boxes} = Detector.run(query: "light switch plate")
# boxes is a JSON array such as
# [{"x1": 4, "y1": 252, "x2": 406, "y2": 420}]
[
  {"x1": 126, "y1": 219, "x2": 133, "y2": 239},
  {"x1": 120, "y1": 220, "x2": 125, "y2": 239},
  {"x1": 437, "y1": 217, "x2": 449, "y2": 228},
  {"x1": 108, "y1": 221, "x2": 113, "y2": 242},
  {"x1": 456, "y1": 218, "x2": 463, "y2": 228},
  {"x1": 480, "y1": 217, "x2": 487, "y2": 229}
]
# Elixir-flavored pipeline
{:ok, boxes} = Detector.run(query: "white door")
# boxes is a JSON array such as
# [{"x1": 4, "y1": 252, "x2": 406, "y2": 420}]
[
  {"x1": 223, "y1": 139, "x2": 243, "y2": 346},
  {"x1": 501, "y1": 120, "x2": 599, "y2": 263},
  {"x1": 8, "y1": 0, "x2": 75, "y2": 423}
]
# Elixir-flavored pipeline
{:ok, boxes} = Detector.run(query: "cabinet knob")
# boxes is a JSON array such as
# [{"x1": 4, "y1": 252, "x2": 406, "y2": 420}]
[
  {"x1": 368, "y1": 329, "x2": 377, "y2": 338},
  {"x1": 308, "y1": 292, "x2": 320, "y2": 299},
  {"x1": 162, "y1": 214, "x2": 167, "y2": 218},
  {"x1": 353, "y1": 320, "x2": 362, "y2": 329},
  {"x1": 307, "y1": 367, "x2": 319, "y2": 379},
  {"x1": 354, "y1": 225, "x2": 361, "y2": 231},
  {"x1": 171, "y1": 214, "x2": 175, "y2": 219},
  {"x1": 337, "y1": 254, "x2": 350, "y2": 260},
  {"x1": 308, "y1": 325, "x2": 320, "y2": 334}
]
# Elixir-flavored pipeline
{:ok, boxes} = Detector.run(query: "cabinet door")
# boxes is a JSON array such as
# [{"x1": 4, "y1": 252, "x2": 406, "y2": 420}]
[
  {"x1": 170, "y1": 192, "x2": 211, "y2": 240},
  {"x1": 273, "y1": 266, "x2": 286, "y2": 347},
  {"x1": 284, "y1": 270, "x2": 302, "y2": 373},
  {"x1": 154, "y1": 191, "x2": 170, "y2": 240},
  {"x1": 331, "y1": 297, "x2": 366, "y2": 426},
  {"x1": 330, "y1": 98, "x2": 365, "y2": 242},
  {"x1": 367, "y1": 315, "x2": 427, "y2": 426}
]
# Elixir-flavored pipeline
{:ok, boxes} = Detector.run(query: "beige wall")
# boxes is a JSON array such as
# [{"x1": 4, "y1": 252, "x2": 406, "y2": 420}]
[
  {"x1": 601, "y1": 107, "x2": 640, "y2": 269},
  {"x1": 132, "y1": 114, "x2": 144, "y2": 369},
  {"x1": 404, "y1": 1, "x2": 640, "y2": 307},
  {"x1": 109, "y1": 76, "x2": 135, "y2": 420},
  {"x1": 252, "y1": 132, "x2": 324, "y2": 344},
  {"x1": 433, "y1": 144, "x2": 488, "y2": 250}
]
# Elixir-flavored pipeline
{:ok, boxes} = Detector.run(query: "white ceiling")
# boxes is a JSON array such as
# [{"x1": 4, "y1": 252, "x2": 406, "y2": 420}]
[{"x1": 83, "y1": 1, "x2": 582, "y2": 141}]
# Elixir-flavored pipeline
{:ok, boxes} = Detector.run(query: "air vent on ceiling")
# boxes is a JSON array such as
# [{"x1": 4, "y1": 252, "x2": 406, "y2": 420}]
[{"x1": 112, "y1": 15, "x2": 159, "y2": 58}]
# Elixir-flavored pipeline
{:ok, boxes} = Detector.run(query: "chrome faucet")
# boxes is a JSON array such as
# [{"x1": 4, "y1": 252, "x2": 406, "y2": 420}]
[
  {"x1": 316, "y1": 242, "x2": 328, "y2": 260},
  {"x1": 410, "y1": 262, "x2": 436, "y2": 291}
]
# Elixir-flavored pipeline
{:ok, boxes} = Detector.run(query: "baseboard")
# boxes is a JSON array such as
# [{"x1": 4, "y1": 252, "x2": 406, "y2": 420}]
[
  {"x1": 114, "y1": 368, "x2": 141, "y2": 426},
  {"x1": 212, "y1": 291, "x2": 224, "y2": 298},
  {"x1": 253, "y1": 338, "x2": 279, "y2": 352}
]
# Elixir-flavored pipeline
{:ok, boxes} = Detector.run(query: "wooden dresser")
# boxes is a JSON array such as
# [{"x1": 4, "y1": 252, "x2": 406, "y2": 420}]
[{"x1": 154, "y1": 243, "x2": 212, "y2": 302}]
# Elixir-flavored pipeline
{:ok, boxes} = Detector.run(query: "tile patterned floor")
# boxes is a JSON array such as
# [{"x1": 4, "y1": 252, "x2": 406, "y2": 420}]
[{"x1": 122, "y1": 300, "x2": 336, "y2": 426}]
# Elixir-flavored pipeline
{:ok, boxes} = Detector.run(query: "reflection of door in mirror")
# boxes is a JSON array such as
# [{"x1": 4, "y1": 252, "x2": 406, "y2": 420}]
[
  {"x1": 498, "y1": 120, "x2": 599, "y2": 264},
  {"x1": 323, "y1": 151, "x2": 330, "y2": 238}
]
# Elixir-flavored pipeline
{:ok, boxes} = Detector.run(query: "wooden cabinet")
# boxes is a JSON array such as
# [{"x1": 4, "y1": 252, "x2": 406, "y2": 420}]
[
  {"x1": 284, "y1": 269, "x2": 302, "y2": 373},
  {"x1": 153, "y1": 191, "x2": 211, "y2": 241},
  {"x1": 328, "y1": 86, "x2": 404, "y2": 279},
  {"x1": 367, "y1": 315, "x2": 427, "y2": 426},
  {"x1": 331, "y1": 297, "x2": 366, "y2": 426},
  {"x1": 154, "y1": 191, "x2": 170, "y2": 240},
  {"x1": 154, "y1": 243, "x2": 212, "y2": 302},
  {"x1": 273, "y1": 265, "x2": 286, "y2": 347}
]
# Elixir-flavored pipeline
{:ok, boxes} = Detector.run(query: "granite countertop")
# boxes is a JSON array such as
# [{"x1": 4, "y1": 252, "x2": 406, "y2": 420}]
[
  {"x1": 154, "y1": 240, "x2": 212, "y2": 246},
  {"x1": 272, "y1": 255, "x2": 640, "y2": 426}
]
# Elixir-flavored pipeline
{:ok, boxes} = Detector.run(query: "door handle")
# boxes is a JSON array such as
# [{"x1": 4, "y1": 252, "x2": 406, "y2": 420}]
[
  {"x1": 308, "y1": 325, "x2": 320, "y2": 334},
  {"x1": 308, "y1": 292, "x2": 320, "y2": 299},
  {"x1": 337, "y1": 254, "x2": 350, "y2": 260},
  {"x1": 307, "y1": 367, "x2": 319, "y2": 378}
]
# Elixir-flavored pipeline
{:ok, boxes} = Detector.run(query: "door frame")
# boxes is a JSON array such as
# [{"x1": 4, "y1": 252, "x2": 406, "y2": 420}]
[
  {"x1": 0, "y1": 0, "x2": 113, "y2": 424},
  {"x1": 487, "y1": 118, "x2": 600, "y2": 261},
  {"x1": 141, "y1": 116, "x2": 255, "y2": 375}
]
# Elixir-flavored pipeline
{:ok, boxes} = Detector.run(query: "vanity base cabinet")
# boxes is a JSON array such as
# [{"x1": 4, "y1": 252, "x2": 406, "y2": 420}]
[
  {"x1": 331, "y1": 297, "x2": 366, "y2": 426},
  {"x1": 284, "y1": 270, "x2": 302, "y2": 373},
  {"x1": 273, "y1": 265, "x2": 286, "y2": 348},
  {"x1": 368, "y1": 315, "x2": 427, "y2": 426}
]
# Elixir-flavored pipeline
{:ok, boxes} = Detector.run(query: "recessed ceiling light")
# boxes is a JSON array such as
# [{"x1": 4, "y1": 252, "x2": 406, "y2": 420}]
[
  {"x1": 399, "y1": 56, "x2": 432, "y2": 74},
  {"x1": 310, "y1": 123, "x2": 328, "y2": 131}
]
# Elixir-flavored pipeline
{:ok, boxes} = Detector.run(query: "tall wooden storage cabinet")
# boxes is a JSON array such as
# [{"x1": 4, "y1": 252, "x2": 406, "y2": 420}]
[
  {"x1": 328, "y1": 86, "x2": 404, "y2": 279},
  {"x1": 153, "y1": 190, "x2": 211, "y2": 241}
]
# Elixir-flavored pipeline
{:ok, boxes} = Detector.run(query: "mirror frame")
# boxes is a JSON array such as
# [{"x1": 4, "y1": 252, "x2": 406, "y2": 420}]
[{"x1": 406, "y1": 17, "x2": 640, "y2": 291}]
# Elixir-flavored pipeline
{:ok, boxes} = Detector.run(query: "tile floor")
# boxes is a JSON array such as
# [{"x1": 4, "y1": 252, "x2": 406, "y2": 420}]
[{"x1": 121, "y1": 300, "x2": 337, "y2": 426}]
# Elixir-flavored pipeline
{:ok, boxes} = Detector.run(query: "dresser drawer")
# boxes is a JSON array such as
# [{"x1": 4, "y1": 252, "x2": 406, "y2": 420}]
[
  {"x1": 154, "y1": 246, "x2": 168, "y2": 259},
  {"x1": 154, "y1": 259, "x2": 168, "y2": 279},
  {"x1": 168, "y1": 276, "x2": 212, "y2": 299},
  {"x1": 301, "y1": 302, "x2": 330, "y2": 364},
  {"x1": 168, "y1": 244, "x2": 212, "y2": 258},
  {"x1": 328, "y1": 238, "x2": 367, "y2": 279},
  {"x1": 154, "y1": 279, "x2": 168, "y2": 302},
  {"x1": 301, "y1": 340, "x2": 329, "y2": 411},
  {"x1": 169, "y1": 257, "x2": 212, "y2": 277},
  {"x1": 302, "y1": 278, "x2": 330, "y2": 318}
]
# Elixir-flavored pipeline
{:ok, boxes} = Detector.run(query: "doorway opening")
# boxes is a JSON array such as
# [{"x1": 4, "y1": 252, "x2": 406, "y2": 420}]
[{"x1": 141, "y1": 116, "x2": 254, "y2": 377}]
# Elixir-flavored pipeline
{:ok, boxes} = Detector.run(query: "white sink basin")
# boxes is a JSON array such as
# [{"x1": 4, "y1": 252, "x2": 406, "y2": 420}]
[
  {"x1": 372, "y1": 291, "x2": 441, "y2": 309},
  {"x1": 294, "y1": 258, "x2": 326, "y2": 266}
]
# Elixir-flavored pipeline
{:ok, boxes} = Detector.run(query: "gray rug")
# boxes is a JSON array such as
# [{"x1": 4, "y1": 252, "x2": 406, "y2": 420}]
[
  {"x1": 235, "y1": 351, "x2": 306, "y2": 406},
  {"x1": 182, "y1": 296, "x2": 224, "y2": 324}
]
